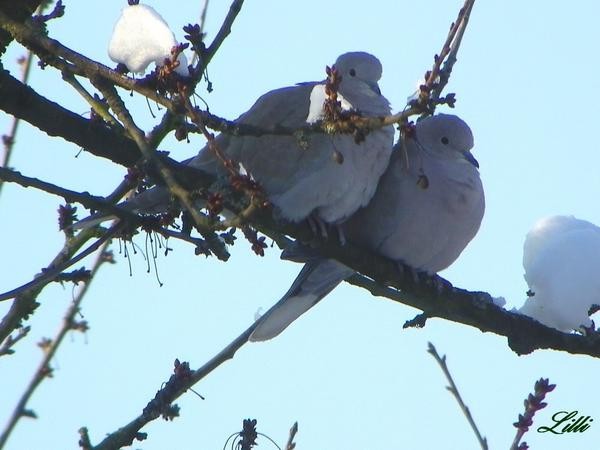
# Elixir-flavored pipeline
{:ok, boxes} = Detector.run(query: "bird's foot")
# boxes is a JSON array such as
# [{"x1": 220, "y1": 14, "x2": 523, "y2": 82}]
[
  {"x1": 334, "y1": 224, "x2": 346, "y2": 245},
  {"x1": 396, "y1": 262, "x2": 421, "y2": 284},
  {"x1": 307, "y1": 214, "x2": 329, "y2": 239},
  {"x1": 306, "y1": 215, "x2": 347, "y2": 245},
  {"x1": 429, "y1": 274, "x2": 452, "y2": 295}
]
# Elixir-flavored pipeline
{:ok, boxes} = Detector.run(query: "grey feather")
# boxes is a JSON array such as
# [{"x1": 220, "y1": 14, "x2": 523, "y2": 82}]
[
  {"x1": 249, "y1": 259, "x2": 354, "y2": 342},
  {"x1": 250, "y1": 114, "x2": 485, "y2": 341},
  {"x1": 73, "y1": 52, "x2": 394, "y2": 229},
  {"x1": 189, "y1": 51, "x2": 394, "y2": 223}
]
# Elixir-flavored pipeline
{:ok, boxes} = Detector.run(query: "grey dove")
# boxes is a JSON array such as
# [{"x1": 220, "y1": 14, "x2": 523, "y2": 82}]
[
  {"x1": 74, "y1": 52, "x2": 394, "y2": 228},
  {"x1": 249, "y1": 113, "x2": 485, "y2": 341}
]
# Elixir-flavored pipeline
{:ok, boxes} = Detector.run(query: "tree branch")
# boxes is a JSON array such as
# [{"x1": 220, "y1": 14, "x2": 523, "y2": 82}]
[
  {"x1": 4, "y1": 142, "x2": 597, "y2": 358},
  {"x1": 428, "y1": 342, "x2": 488, "y2": 450},
  {"x1": 5, "y1": 148, "x2": 597, "y2": 359},
  {"x1": 0, "y1": 325, "x2": 29, "y2": 357},
  {"x1": 429, "y1": 0, "x2": 475, "y2": 107},
  {"x1": 202, "y1": 0, "x2": 244, "y2": 69},
  {"x1": 0, "y1": 166, "x2": 139, "y2": 221},
  {"x1": 0, "y1": 224, "x2": 108, "y2": 343},
  {"x1": 93, "y1": 78, "x2": 231, "y2": 260},
  {"x1": 90, "y1": 316, "x2": 260, "y2": 450},
  {"x1": 0, "y1": 225, "x2": 121, "y2": 303},
  {"x1": 0, "y1": 0, "x2": 594, "y2": 447},
  {"x1": 0, "y1": 244, "x2": 113, "y2": 449},
  {"x1": 419, "y1": 0, "x2": 475, "y2": 111},
  {"x1": 0, "y1": 0, "x2": 467, "y2": 146},
  {"x1": 1, "y1": 32, "x2": 37, "y2": 197},
  {"x1": 343, "y1": 269, "x2": 600, "y2": 358},
  {"x1": 0, "y1": 0, "x2": 43, "y2": 55},
  {"x1": 0, "y1": 68, "x2": 141, "y2": 166},
  {"x1": 0, "y1": 8, "x2": 174, "y2": 108}
]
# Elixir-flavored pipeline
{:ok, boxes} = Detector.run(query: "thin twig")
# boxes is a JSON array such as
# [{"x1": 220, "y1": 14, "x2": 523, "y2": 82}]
[
  {"x1": 0, "y1": 224, "x2": 121, "y2": 302},
  {"x1": 61, "y1": 71, "x2": 122, "y2": 127},
  {"x1": 192, "y1": 0, "x2": 209, "y2": 69},
  {"x1": 93, "y1": 79, "x2": 230, "y2": 260},
  {"x1": 429, "y1": 0, "x2": 476, "y2": 108},
  {"x1": 158, "y1": 227, "x2": 209, "y2": 247},
  {"x1": 0, "y1": 4, "x2": 245, "y2": 130},
  {"x1": 0, "y1": 0, "x2": 468, "y2": 142},
  {"x1": 0, "y1": 166, "x2": 138, "y2": 222},
  {"x1": 0, "y1": 40, "x2": 36, "y2": 196},
  {"x1": 0, "y1": 243, "x2": 112, "y2": 449},
  {"x1": 0, "y1": 68, "x2": 142, "y2": 168},
  {"x1": 285, "y1": 422, "x2": 298, "y2": 450},
  {"x1": 427, "y1": 342, "x2": 488, "y2": 450},
  {"x1": 0, "y1": 326, "x2": 30, "y2": 356},
  {"x1": 91, "y1": 315, "x2": 260, "y2": 450},
  {"x1": 0, "y1": 166, "x2": 236, "y2": 256},
  {"x1": 197, "y1": 0, "x2": 209, "y2": 49},
  {"x1": 418, "y1": 0, "x2": 476, "y2": 111},
  {"x1": 201, "y1": 0, "x2": 243, "y2": 69},
  {"x1": 180, "y1": 92, "x2": 268, "y2": 229},
  {"x1": 0, "y1": 225, "x2": 103, "y2": 343},
  {"x1": 0, "y1": 9, "x2": 173, "y2": 108}
]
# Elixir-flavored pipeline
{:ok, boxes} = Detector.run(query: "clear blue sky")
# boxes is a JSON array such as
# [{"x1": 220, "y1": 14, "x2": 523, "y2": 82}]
[{"x1": 1, "y1": 1, "x2": 599, "y2": 449}]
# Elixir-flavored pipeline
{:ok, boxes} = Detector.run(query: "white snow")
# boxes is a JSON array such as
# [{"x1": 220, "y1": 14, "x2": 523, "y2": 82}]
[
  {"x1": 306, "y1": 84, "x2": 353, "y2": 124},
  {"x1": 108, "y1": 3, "x2": 188, "y2": 76},
  {"x1": 518, "y1": 215, "x2": 600, "y2": 331}
]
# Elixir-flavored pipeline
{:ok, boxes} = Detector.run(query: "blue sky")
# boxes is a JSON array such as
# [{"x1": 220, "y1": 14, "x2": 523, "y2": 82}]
[{"x1": 1, "y1": 1, "x2": 599, "y2": 449}]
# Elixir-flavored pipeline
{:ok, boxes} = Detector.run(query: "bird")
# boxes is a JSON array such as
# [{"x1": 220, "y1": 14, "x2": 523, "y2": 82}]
[
  {"x1": 249, "y1": 113, "x2": 485, "y2": 341},
  {"x1": 73, "y1": 52, "x2": 394, "y2": 229}
]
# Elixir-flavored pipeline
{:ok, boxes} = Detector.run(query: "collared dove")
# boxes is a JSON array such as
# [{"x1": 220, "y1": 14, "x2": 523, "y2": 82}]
[
  {"x1": 250, "y1": 114, "x2": 485, "y2": 341},
  {"x1": 74, "y1": 52, "x2": 394, "y2": 228}
]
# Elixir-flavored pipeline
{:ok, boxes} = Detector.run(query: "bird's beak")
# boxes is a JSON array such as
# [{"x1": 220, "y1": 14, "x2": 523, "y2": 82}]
[
  {"x1": 463, "y1": 151, "x2": 479, "y2": 168},
  {"x1": 366, "y1": 80, "x2": 381, "y2": 96}
]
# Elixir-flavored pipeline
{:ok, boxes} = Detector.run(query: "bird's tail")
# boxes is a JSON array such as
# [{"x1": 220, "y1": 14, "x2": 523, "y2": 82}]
[{"x1": 249, "y1": 257, "x2": 354, "y2": 341}]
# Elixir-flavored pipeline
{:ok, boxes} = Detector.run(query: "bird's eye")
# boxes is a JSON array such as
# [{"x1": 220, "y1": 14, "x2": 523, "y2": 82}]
[
  {"x1": 441, "y1": 136, "x2": 449, "y2": 145},
  {"x1": 349, "y1": 68, "x2": 356, "y2": 77}
]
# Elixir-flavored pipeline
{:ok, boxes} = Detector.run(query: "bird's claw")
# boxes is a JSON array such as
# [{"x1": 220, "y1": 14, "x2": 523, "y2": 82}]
[{"x1": 306, "y1": 215, "x2": 346, "y2": 245}]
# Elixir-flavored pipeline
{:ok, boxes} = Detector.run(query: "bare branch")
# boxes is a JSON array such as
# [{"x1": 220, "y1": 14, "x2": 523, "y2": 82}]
[
  {"x1": 416, "y1": 0, "x2": 476, "y2": 114},
  {"x1": 0, "y1": 221, "x2": 116, "y2": 344},
  {"x1": 198, "y1": 0, "x2": 210, "y2": 38},
  {"x1": 285, "y1": 422, "x2": 298, "y2": 450},
  {"x1": 430, "y1": 0, "x2": 475, "y2": 106},
  {"x1": 0, "y1": 69, "x2": 141, "y2": 167},
  {"x1": 0, "y1": 40, "x2": 36, "y2": 196},
  {"x1": 90, "y1": 315, "x2": 260, "y2": 450},
  {"x1": 0, "y1": 326, "x2": 30, "y2": 356},
  {"x1": 0, "y1": 0, "x2": 469, "y2": 146},
  {"x1": 0, "y1": 1, "x2": 44, "y2": 55},
  {"x1": 343, "y1": 269, "x2": 600, "y2": 358},
  {"x1": 0, "y1": 244, "x2": 112, "y2": 449},
  {"x1": 202, "y1": 0, "x2": 243, "y2": 69},
  {"x1": 93, "y1": 78, "x2": 230, "y2": 260},
  {"x1": 428, "y1": 342, "x2": 488, "y2": 450},
  {"x1": 61, "y1": 71, "x2": 122, "y2": 127},
  {"x1": 0, "y1": 225, "x2": 121, "y2": 303},
  {"x1": 0, "y1": 166, "x2": 139, "y2": 222},
  {"x1": 0, "y1": 9, "x2": 173, "y2": 108}
]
